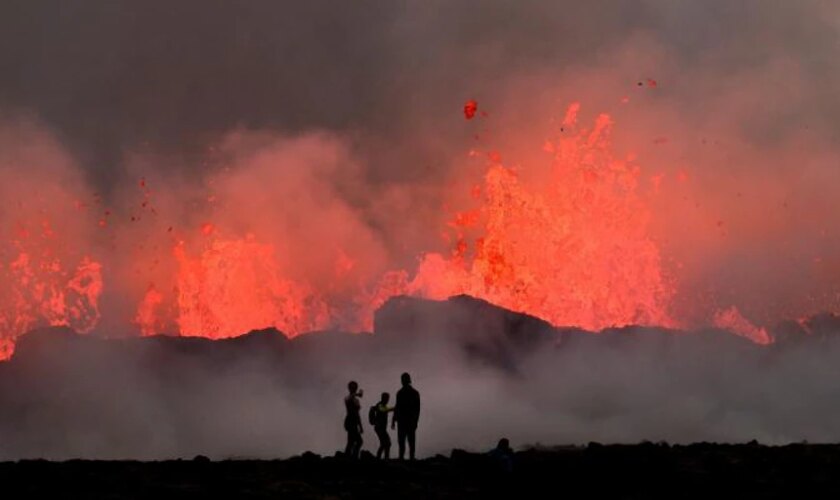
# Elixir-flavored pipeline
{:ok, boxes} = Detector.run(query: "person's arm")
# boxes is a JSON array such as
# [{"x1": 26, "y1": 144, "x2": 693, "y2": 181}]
[
  {"x1": 392, "y1": 395, "x2": 399, "y2": 428},
  {"x1": 416, "y1": 392, "x2": 421, "y2": 425}
]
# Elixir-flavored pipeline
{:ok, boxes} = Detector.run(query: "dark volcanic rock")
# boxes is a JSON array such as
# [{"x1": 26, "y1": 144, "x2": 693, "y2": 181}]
[
  {"x1": 374, "y1": 294, "x2": 559, "y2": 370},
  {"x1": 1, "y1": 445, "x2": 840, "y2": 498},
  {"x1": 11, "y1": 295, "x2": 822, "y2": 372},
  {"x1": 7, "y1": 295, "x2": 564, "y2": 373}
]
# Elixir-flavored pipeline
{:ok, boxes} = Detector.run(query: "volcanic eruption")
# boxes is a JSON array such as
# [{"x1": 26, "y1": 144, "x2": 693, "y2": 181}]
[
  {"x1": 0, "y1": 97, "x2": 779, "y2": 356},
  {"x1": 2, "y1": 0, "x2": 840, "y2": 464}
]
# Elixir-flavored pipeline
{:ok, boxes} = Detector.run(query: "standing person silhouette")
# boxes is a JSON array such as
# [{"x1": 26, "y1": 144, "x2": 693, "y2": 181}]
[
  {"x1": 372, "y1": 392, "x2": 394, "y2": 459},
  {"x1": 392, "y1": 372, "x2": 420, "y2": 460},
  {"x1": 343, "y1": 381, "x2": 364, "y2": 459}
]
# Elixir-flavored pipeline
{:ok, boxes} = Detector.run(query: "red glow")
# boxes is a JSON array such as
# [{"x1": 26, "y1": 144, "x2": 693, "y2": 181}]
[
  {"x1": 135, "y1": 284, "x2": 164, "y2": 336},
  {"x1": 133, "y1": 103, "x2": 676, "y2": 337},
  {"x1": 394, "y1": 103, "x2": 675, "y2": 330},
  {"x1": 169, "y1": 236, "x2": 331, "y2": 338},
  {"x1": 464, "y1": 99, "x2": 478, "y2": 120},
  {"x1": 1, "y1": 97, "x2": 794, "y2": 356},
  {"x1": 713, "y1": 306, "x2": 771, "y2": 344},
  {"x1": 0, "y1": 236, "x2": 102, "y2": 359}
]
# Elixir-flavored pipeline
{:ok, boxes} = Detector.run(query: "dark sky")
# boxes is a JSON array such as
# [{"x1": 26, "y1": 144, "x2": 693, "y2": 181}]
[{"x1": 3, "y1": 0, "x2": 837, "y2": 190}]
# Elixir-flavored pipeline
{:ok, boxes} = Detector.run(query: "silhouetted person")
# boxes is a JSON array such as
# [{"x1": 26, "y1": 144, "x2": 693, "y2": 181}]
[
  {"x1": 343, "y1": 380, "x2": 364, "y2": 459},
  {"x1": 392, "y1": 372, "x2": 420, "y2": 460},
  {"x1": 371, "y1": 392, "x2": 395, "y2": 459},
  {"x1": 488, "y1": 438, "x2": 514, "y2": 473}
]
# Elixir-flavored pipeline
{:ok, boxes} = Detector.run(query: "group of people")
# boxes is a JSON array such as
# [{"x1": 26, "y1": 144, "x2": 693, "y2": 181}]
[{"x1": 343, "y1": 372, "x2": 420, "y2": 460}]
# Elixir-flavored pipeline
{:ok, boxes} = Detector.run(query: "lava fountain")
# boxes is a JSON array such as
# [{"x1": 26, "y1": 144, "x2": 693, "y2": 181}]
[
  {"x1": 0, "y1": 101, "x2": 773, "y2": 358},
  {"x1": 132, "y1": 102, "x2": 676, "y2": 338},
  {"x1": 395, "y1": 102, "x2": 675, "y2": 331}
]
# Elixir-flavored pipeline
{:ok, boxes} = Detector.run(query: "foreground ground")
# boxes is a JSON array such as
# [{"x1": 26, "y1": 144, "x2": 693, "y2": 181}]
[{"x1": 2, "y1": 443, "x2": 840, "y2": 498}]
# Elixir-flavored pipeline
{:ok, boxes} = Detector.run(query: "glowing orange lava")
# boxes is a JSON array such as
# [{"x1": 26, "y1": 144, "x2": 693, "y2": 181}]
[
  {"x1": 134, "y1": 284, "x2": 165, "y2": 336},
  {"x1": 0, "y1": 220, "x2": 102, "y2": 359},
  {"x1": 391, "y1": 103, "x2": 675, "y2": 330},
  {"x1": 2, "y1": 100, "x2": 780, "y2": 355},
  {"x1": 464, "y1": 99, "x2": 478, "y2": 120},
  {"x1": 132, "y1": 102, "x2": 677, "y2": 339},
  {"x1": 713, "y1": 306, "x2": 771, "y2": 345},
  {"x1": 170, "y1": 235, "x2": 331, "y2": 338}
]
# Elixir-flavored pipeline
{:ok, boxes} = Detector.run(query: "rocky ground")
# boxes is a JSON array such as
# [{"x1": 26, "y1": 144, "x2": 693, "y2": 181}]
[{"x1": 3, "y1": 443, "x2": 840, "y2": 499}]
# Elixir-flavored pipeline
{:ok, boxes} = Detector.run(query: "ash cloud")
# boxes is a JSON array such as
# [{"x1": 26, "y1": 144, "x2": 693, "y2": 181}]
[{"x1": 2, "y1": 1, "x2": 837, "y2": 184}]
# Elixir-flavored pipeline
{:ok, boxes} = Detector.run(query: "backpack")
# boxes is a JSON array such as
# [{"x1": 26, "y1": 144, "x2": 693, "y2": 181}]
[{"x1": 368, "y1": 405, "x2": 379, "y2": 426}]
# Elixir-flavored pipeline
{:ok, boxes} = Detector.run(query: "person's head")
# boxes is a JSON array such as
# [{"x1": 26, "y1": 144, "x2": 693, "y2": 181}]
[
  {"x1": 401, "y1": 372, "x2": 412, "y2": 387},
  {"x1": 497, "y1": 438, "x2": 510, "y2": 451},
  {"x1": 348, "y1": 381, "x2": 358, "y2": 394},
  {"x1": 380, "y1": 392, "x2": 390, "y2": 404}
]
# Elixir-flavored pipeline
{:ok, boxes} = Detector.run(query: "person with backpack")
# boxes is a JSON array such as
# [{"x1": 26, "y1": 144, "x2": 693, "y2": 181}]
[{"x1": 370, "y1": 392, "x2": 395, "y2": 459}]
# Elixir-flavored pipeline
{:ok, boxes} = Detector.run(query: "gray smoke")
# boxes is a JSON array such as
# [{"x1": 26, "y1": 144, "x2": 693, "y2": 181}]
[
  {"x1": 2, "y1": 297, "x2": 840, "y2": 461},
  {"x1": 2, "y1": 1, "x2": 837, "y2": 183}
]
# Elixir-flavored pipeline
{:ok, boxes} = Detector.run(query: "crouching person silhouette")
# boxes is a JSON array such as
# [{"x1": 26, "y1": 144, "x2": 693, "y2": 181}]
[
  {"x1": 344, "y1": 380, "x2": 364, "y2": 459},
  {"x1": 392, "y1": 372, "x2": 420, "y2": 460},
  {"x1": 370, "y1": 392, "x2": 395, "y2": 459}
]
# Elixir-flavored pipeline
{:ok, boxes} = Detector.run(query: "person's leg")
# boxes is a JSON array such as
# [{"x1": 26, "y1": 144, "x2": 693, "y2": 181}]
[
  {"x1": 375, "y1": 428, "x2": 385, "y2": 459},
  {"x1": 355, "y1": 431, "x2": 363, "y2": 458},
  {"x1": 407, "y1": 427, "x2": 416, "y2": 460},
  {"x1": 383, "y1": 430, "x2": 391, "y2": 459},
  {"x1": 348, "y1": 429, "x2": 361, "y2": 458},
  {"x1": 345, "y1": 430, "x2": 354, "y2": 456},
  {"x1": 397, "y1": 426, "x2": 407, "y2": 459}
]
